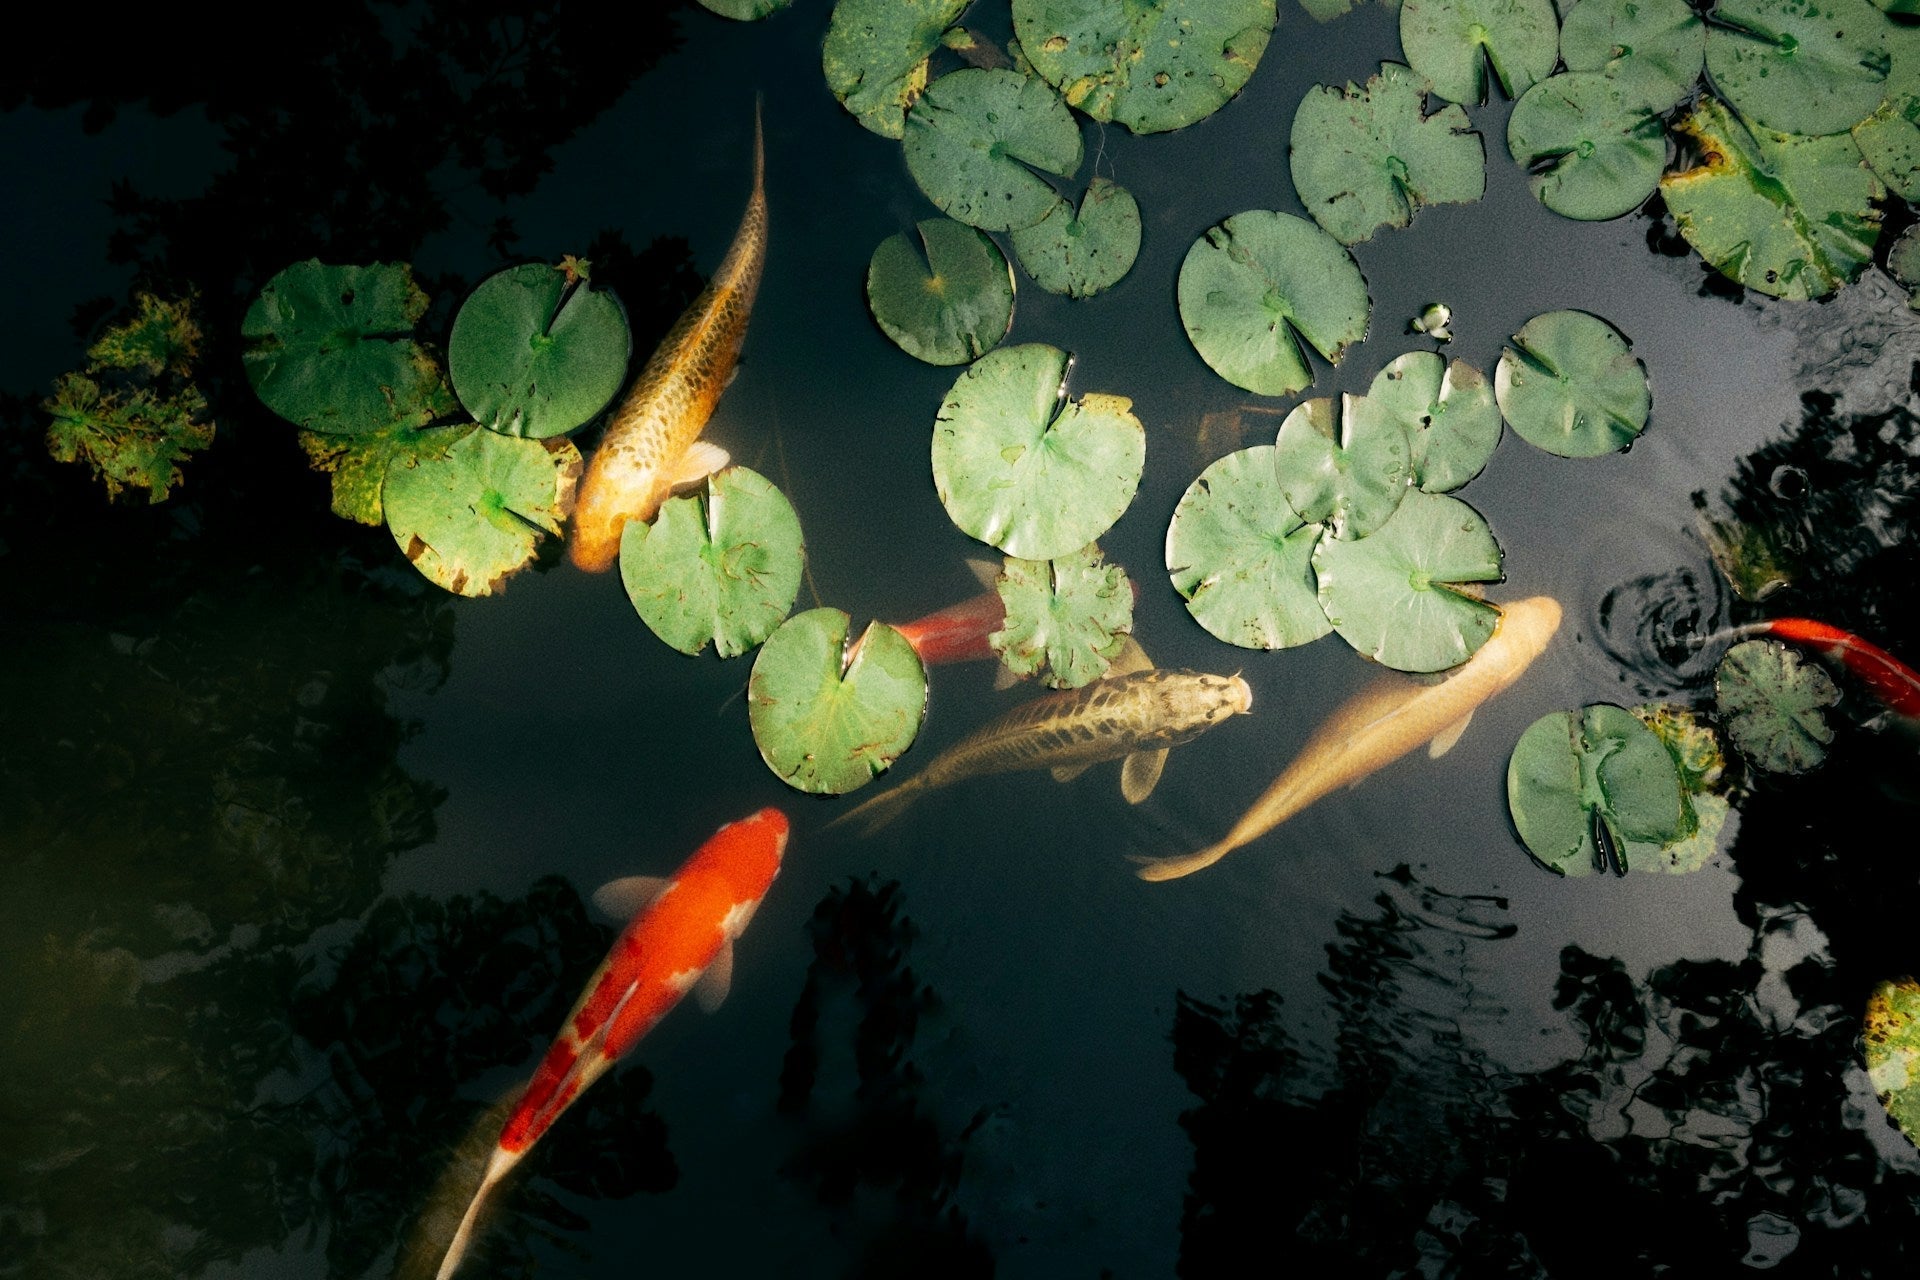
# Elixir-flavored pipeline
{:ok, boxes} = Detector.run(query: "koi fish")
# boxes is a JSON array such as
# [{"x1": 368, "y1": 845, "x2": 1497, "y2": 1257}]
[
  {"x1": 1133, "y1": 595, "x2": 1563, "y2": 882},
  {"x1": 891, "y1": 559, "x2": 1006, "y2": 666},
  {"x1": 829, "y1": 667, "x2": 1253, "y2": 835},
  {"x1": 1717, "y1": 617, "x2": 1920, "y2": 722},
  {"x1": 435, "y1": 808, "x2": 790, "y2": 1279},
  {"x1": 568, "y1": 105, "x2": 767, "y2": 573}
]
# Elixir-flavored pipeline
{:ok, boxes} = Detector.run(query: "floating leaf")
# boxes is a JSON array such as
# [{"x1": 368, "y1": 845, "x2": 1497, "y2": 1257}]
[
  {"x1": 747, "y1": 608, "x2": 928, "y2": 795},
  {"x1": 903, "y1": 68, "x2": 1083, "y2": 232},
  {"x1": 1177, "y1": 210, "x2": 1371, "y2": 397},
  {"x1": 1506, "y1": 73, "x2": 1666, "y2": 221},
  {"x1": 1507, "y1": 704, "x2": 1689, "y2": 876},
  {"x1": 383, "y1": 427, "x2": 582, "y2": 598},
  {"x1": 931, "y1": 343, "x2": 1145, "y2": 559},
  {"x1": 1272, "y1": 395, "x2": 1411, "y2": 540},
  {"x1": 1629, "y1": 792, "x2": 1730, "y2": 874},
  {"x1": 1166, "y1": 445, "x2": 1331, "y2": 650},
  {"x1": 1864, "y1": 977, "x2": 1920, "y2": 1152},
  {"x1": 1011, "y1": 0, "x2": 1278, "y2": 134},
  {"x1": 1705, "y1": 0, "x2": 1889, "y2": 138},
  {"x1": 1399, "y1": 0, "x2": 1560, "y2": 106},
  {"x1": 83, "y1": 290, "x2": 199, "y2": 377},
  {"x1": 1313, "y1": 490, "x2": 1503, "y2": 672},
  {"x1": 1289, "y1": 61, "x2": 1485, "y2": 246},
  {"x1": 991, "y1": 545, "x2": 1134, "y2": 688},
  {"x1": 618, "y1": 466, "x2": 805, "y2": 658},
  {"x1": 447, "y1": 262, "x2": 631, "y2": 439},
  {"x1": 1621, "y1": 703, "x2": 1731, "y2": 874},
  {"x1": 299, "y1": 422, "x2": 450, "y2": 526},
  {"x1": 1661, "y1": 96, "x2": 1883, "y2": 301},
  {"x1": 1009, "y1": 178, "x2": 1142, "y2": 298},
  {"x1": 1889, "y1": 225, "x2": 1920, "y2": 297},
  {"x1": 1495, "y1": 310, "x2": 1650, "y2": 457},
  {"x1": 698, "y1": 0, "x2": 791, "y2": 17},
  {"x1": 1853, "y1": 27, "x2": 1920, "y2": 201},
  {"x1": 1714, "y1": 638, "x2": 1839, "y2": 773},
  {"x1": 1557, "y1": 0, "x2": 1704, "y2": 114},
  {"x1": 1366, "y1": 350, "x2": 1500, "y2": 492},
  {"x1": 866, "y1": 218, "x2": 1016, "y2": 365},
  {"x1": 823, "y1": 0, "x2": 970, "y2": 138}
]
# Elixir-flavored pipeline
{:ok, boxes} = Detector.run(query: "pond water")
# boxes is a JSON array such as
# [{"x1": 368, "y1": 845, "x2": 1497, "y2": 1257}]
[{"x1": 7, "y1": 3, "x2": 1920, "y2": 1277}]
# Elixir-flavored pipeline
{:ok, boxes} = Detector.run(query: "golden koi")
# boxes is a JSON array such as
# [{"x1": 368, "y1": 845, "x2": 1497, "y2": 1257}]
[{"x1": 1133, "y1": 595, "x2": 1563, "y2": 882}]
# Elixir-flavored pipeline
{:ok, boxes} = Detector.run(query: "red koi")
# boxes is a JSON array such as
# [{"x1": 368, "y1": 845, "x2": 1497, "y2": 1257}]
[
  {"x1": 1725, "y1": 617, "x2": 1920, "y2": 721},
  {"x1": 435, "y1": 808, "x2": 790, "y2": 1279}
]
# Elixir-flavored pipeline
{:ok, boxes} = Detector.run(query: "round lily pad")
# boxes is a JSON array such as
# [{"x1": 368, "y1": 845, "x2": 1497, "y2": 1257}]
[
  {"x1": 1714, "y1": 638, "x2": 1840, "y2": 774},
  {"x1": 747, "y1": 608, "x2": 929, "y2": 795},
  {"x1": 1009, "y1": 178, "x2": 1142, "y2": 299},
  {"x1": 1855, "y1": 28, "x2": 1920, "y2": 201},
  {"x1": 867, "y1": 219, "x2": 1016, "y2": 365},
  {"x1": 698, "y1": 0, "x2": 791, "y2": 16},
  {"x1": 448, "y1": 262, "x2": 631, "y2": 439},
  {"x1": 1177, "y1": 210, "x2": 1371, "y2": 397},
  {"x1": 1312, "y1": 489, "x2": 1503, "y2": 672},
  {"x1": 903, "y1": 68, "x2": 1084, "y2": 232},
  {"x1": 241, "y1": 260, "x2": 455, "y2": 435},
  {"x1": 1366, "y1": 351, "x2": 1500, "y2": 493},
  {"x1": 1011, "y1": 0, "x2": 1278, "y2": 134},
  {"x1": 383, "y1": 426, "x2": 583, "y2": 598},
  {"x1": 1506, "y1": 73, "x2": 1667, "y2": 222},
  {"x1": 1705, "y1": 0, "x2": 1889, "y2": 138},
  {"x1": 931, "y1": 343, "x2": 1145, "y2": 560},
  {"x1": 1289, "y1": 61, "x2": 1486, "y2": 246},
  {"x1": 1165, "y1": 445, "x2": 1331, "y2": 650},
  {"x1": 1889, "y1": 225, "x2": 1920, "y2": 290},
  {"x1": 991, "y1": 545, "x2": 1134, "y2": 688},
  {"x1": 1864, "y1": 977, "x2": 1920, "y2": 1150},
  {"x1": 1399, "y1": 0, "x2": 1560, "y2": 106},
  {"x1": 1495, "y1": 310, "x2": 1650, "y2": 458},
  {"x1": 1272, "y1": 394, "x2": 1411, "y2": 541},
  {"x1": 1558, "y1": 0, "x2": 1705, "y2": 115},
  {"x1": 823, "y1": 0, "x2": 970, "y2": 138},
  {"x1": 618, "y1": 466, "x2": 805, "y2": 658},
  {"x1": 1506, "y1": 704, "x2": 1690, "y2": 876}
]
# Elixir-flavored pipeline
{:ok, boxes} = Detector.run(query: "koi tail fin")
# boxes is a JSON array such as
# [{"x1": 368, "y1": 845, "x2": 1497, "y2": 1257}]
[
  {"x1": 826, "y1": 777, "x2": 923, "y2": 836},
  {"x1": 436, "y1": 1147, "x2": 520, "y2": 1280},
  {"x1": 1128, "y1": 838, "x2": 1239, "y2": 883}
]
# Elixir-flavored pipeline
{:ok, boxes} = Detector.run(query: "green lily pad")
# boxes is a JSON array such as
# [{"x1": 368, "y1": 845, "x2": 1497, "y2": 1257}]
[
  {"x1": 1621, "y1": 703, "x2": 1730, "y2": 874},
  {"x1": 1312, "y1": 490, "x2": 1503, "y2": 672},
  {"x1": 1011, "y1": 0, "x2": 1278, "y2": 134},
  {"x1": 991, "y1": 545, "x2": 1134, "y2": 688},
  {"x1": 903, "y1": 68, "x2": 1084, "y2": 232},
  {"x1": 242, "y1": 261, "x2": 455, "y2": 436},
  {"x1": 747, "y1": 608, "x2": 929, "y2": 795},
  {"x1": 867, "y1": 218, "x2": 1016, "y2": 365},
  {"x1": 1289, "y1": 61, "x2": 1486, "y2": 246},
  {"x1": 931, "y1": 343, "x2": 1146, "y2": 560},
  {"x1": 1495, "y1": 310, "x2": 1650, "y2": 458},
  {"x1": 1661, "y1": 96, "x2": 1883, "y2": 301},
  {"x1": 1557, "y1": 0, "x2": 1705, "y2": 114},
  {"x1": 698, "y1": 0, "x2": 791, "y2": 17},
  {"x1": 618, "y1": 466, "x2": 805, "y2": 659},
  {"x1": 382, "y1": 426, "x2": 583, "y2": 598},
  {"x1": 1177, "y1": 210, "x2": 1371, "y2": 397},
  {"x1": 1506, "y1": 73, "x2": 1667, "y2": 221},
  {"x1": 1864, "y1": 977, "x2": 1920, "y2": 1151},
  {"x1": 1272, "y1": 395, "x2": 1412, "y2": 541},
  {"x1": 1888, "y1": 224, "x2": 1920, "y2": 295},
  {"x1": 1399, "y1": 0, "x2": 1560, "y2": 106},
  {"x1": 1506, "y1": 703, "x2": 1689, "y2": 876},
  {"x1": 1366, "y1": 351, "x2": 1501, "y2": 492},
  {"x1": 1714, "y1": 638, "x2": 1839, "y2": 773},
  {"x1": 1009, "y1": 178, "x2": 1142, "y2": 298},
  {"x1": 1165, "y1": 445, "x2": 1331, "y2": 650},
  {"x1": 299, "y1": 422, "x2": 451, "y2": 526},
  {"x1": 1853, "y1": 27, "x2": 1920, "y2": 201},
  {"x1": 1705, "y1": 0, "x2": 1889, "y2": 138},
  {"x1": 447, "y1": 262, "x2": 630, "y2": 440},
  {"x1": 823, "y1": 0, "x2": 970, "y2": 139}
]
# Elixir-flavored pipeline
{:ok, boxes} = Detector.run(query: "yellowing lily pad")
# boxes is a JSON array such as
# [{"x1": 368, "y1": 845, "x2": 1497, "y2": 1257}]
[
  {"x1": 299, "y1": 422, "x2": 450, "y2": 526},
  {"x1": 903, "y1": 68, "x2": 1083, "y2": 232},
  {"x1": 1366, "y1": 351, "x2": 1501, "y2": 493},
  {"x1": 991, "y1": 544, "x2": 1134, "y2": 688},
  {"x1": 1506, "y1": 73, "x2": 1666, "y2": 222},
  {"x1": 1399, "y1": 0, "x2": 1560, "y2": 106},
  {"x1": 1495, "y1": 310, "x2": 1650, "y2": 458},
  {"x1": 1864, "y1": 977, "x2": 1920, "y2": 1152},
  {"x1": 1009, "y1": 178, "x2": 1142, "y2": 299},
  {"x1": 747, "y1": 608, "x2": 928, "y2": 795},
  {"x1": 1714, "y1": 638, "x2": 1840, "y2": 774},
  {"x1": 1705, "y1": 0, "x2": 1890, "y2": 138},
  {"x1": 447, "y1": 262, "x2": 631, "y2": 439},
  {"x1": 823, "y1": 0, "x2": 970, "y2": 138},
  {"x1": 1272, "y1": 394, "x2": 1412, "y2": 541},
  {"x1": 1558, "y1": 0, "x2": 1704, "y2": 114},
  {"x1": 1507, "y1": 703, "x2": 1690, "y2": 876},
  {"x1": 866, "y1": 218, "x2": 1016, "y2": 365}
]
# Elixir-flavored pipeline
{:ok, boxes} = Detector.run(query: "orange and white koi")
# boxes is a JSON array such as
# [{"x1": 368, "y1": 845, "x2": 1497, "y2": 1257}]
[
  {"x1": 435, "y1": 808, "x2": 790, "y2": 1279},
  {"x1": 1717, "y1": 616, "x2": 1920, "y2": 722}
]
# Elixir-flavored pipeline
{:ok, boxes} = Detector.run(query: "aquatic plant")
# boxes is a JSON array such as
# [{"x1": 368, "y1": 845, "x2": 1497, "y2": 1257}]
[{"x1": 747, "y1": 608, "x2": 929, "y2": 794}]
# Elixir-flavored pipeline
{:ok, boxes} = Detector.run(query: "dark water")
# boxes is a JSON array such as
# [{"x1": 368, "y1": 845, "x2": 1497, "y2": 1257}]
[{"x1": 6, "y1": 3, "x2": 1920, "y2": 1276}]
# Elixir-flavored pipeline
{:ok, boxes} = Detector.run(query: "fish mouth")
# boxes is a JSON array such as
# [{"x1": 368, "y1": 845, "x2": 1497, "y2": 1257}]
[{"x1": 1229, "y1": 673, "x2": 1253, "y2": 713}]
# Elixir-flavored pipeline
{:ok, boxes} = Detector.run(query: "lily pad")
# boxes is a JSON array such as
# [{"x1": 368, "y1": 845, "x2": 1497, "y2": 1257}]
[
  {"x1": 1399, "y1": 0, "x2": 1561, "y2": 106},
  {"x1": 1705, "y1": 0, "x2": 1889, "y2": 138},
  {"x1": 1366, "y1": 351, "x2": 1501, "y2": 492},
  {"x1": 991, "y1": 545, "x2": 1135, "y2": 688},
  {"x1": 1621, "y1": 703, "x2": 1731, "y2": 874},
  {"x1": 1714, "y1": 638, "x2": 1839, "y2": 773},
  {"x1": 903, "y1": 68, "x2": 1084, "y2": 232},
  {"x1": 867, "y1": 219, "x2": 1016, "y2": 365},
  {"x1": 1272, "y1": 394, "x2": 1412, "y2": 541},
  {"x1": 1312, "y1": 490, "x2": 1504, "y2": 672},
  {"x1": 1864, "y1": 977, "x2": 1920, "y2": 1151},
  {"x1": 1853, "y1": 27, "x2": 1920, "y2": 201},
  {"x1": 1011, "y1": 0, "x2": 1278, "y2": 134},
  {"x1": 1177, "y1": 210, "x2": 1371, "y2": 397},
  {"x1": 1165, "y1": 445, "x2": 1332, "y2": 649},
  {"x1": 618, "y1": 466, "x2": 805, "y2": 659},
  {"x1": 242, "y1": 261, "x2": 455, "y2": 436},
  {"x1": 1495, "y1": 310, "x2": 1650, "y2": 457},
  {"x1": 931, "y1": 343, "x2": 1146, "y2": 560},
  {"x1": 1662, "y1": 96, "x2": 1883, "y2": 301},
  {"x1": 299, "y1": 422, "x2": 450, "y2": 525},
  {"x1": 1009, "y1": 178, "x2": 1142, "y2": 298},
  {"x1": 1557, "y1": 0, "x2": 1705, "y2": 114},
  {"x1": 698, "y1": 0, "x2": 791, "y2": 16},
  {"x1": 747, "y1": 608, "x2": 928, "y2": 795},
  {"x1": 382, "y1": 426, "x2": 583, "y2": 598},
  {"x1": 1290, "y1": 61, "x2": 1486, "y2": 246},
  {"x1": 1506, "y1": 73, "x2": 1666, "y2": 221},
  {"x1": 447, "y1": 262, "x2": 630, "y2": 439},
  {"x1": 1506, "y1": 703, "x2": 1689, "y2": 876},
  {"x1": 823, "y1": 0, "x2": 970, "y2": 138},
  {"x1": 1889, "y1": 224, "x2": 1920, "y2": 292}
]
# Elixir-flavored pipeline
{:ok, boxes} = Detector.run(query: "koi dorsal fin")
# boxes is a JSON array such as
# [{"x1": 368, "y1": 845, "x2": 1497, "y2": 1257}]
[
  {"x1": 695, "y1": 943, "x2": 733, "y2": 1014},
  {"x1": 592, "y1": 875, "x2": 674, "y2": 921}
]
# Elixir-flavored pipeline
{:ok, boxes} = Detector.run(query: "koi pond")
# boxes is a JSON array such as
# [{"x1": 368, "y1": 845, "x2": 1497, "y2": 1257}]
[{"x1": 9, "y1": 1, "x2": 1920, "y2": 1275}]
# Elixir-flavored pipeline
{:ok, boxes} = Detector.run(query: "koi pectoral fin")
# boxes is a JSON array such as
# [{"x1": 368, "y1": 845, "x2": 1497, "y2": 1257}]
[
  {"x1": 1428, "y1": 710, "x2": 1475, "y2": 759},
  {"x1": 669, "y1": 440, "x2": 731, "y2": 490},
  {"x1": 1051, "y1": 762, "x2": 1095, "y2": 783},
  {"x1": 695, "y1": 943, "x2": 733, "y2": 1014},
  {"x1": 1120, "y1": 747, "x2": 1169, "y2": 804},
  {"x1": 592, "y1": 875, "x2": 673, "y2": 920}
]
